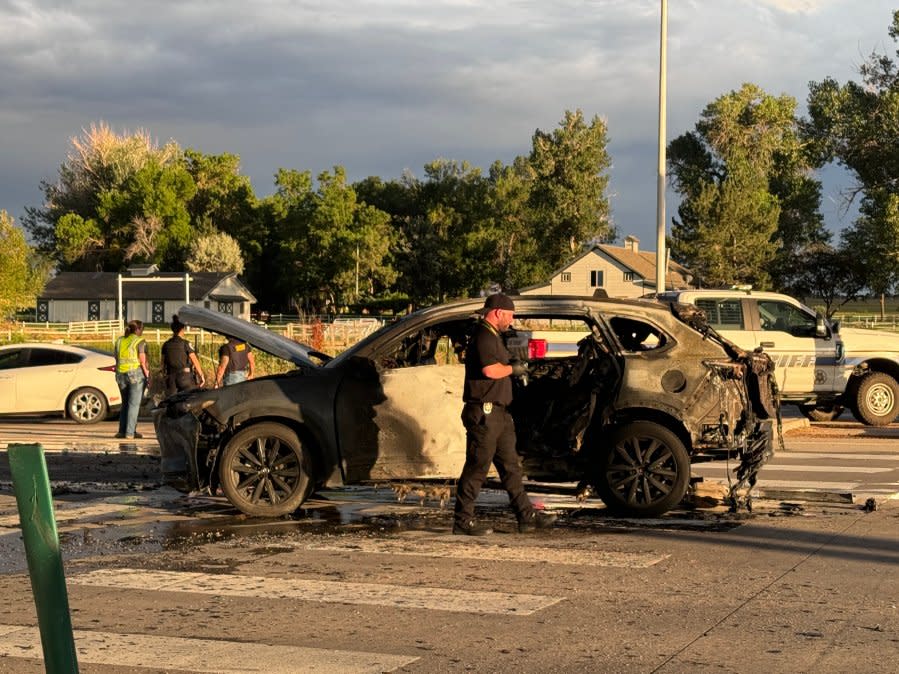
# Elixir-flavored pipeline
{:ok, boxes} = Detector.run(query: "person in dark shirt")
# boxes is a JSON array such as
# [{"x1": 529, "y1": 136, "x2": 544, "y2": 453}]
[
  {"x1": 160, "y1": 315, "x2": 205, "y2": 396},
  {"x1": 215, "y1": 336, "x2": 256, "y2": 387},
  {"x1": 452, "y1": 293, "x2": 557, "y2": 535}
]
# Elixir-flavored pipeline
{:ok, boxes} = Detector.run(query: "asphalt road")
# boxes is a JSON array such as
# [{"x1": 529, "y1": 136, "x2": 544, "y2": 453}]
[
  {"x1": 2, "y1": 415, "x2": 898, "y2": 505},
  {"x1": 0, "y1": 417, "x2": 897, "y2": 672}
]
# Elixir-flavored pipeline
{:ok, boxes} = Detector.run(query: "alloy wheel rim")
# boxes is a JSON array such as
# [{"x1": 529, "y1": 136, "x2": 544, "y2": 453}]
[
  {"x1": 72, "y1": 393, "x2": 102, "y2": 421},
  {"x1": 231, "y1": 437, "x2": 301, "y2": 506},
  {"x1": 606, "y1": 436, "x2": 678, "y2": 506}
]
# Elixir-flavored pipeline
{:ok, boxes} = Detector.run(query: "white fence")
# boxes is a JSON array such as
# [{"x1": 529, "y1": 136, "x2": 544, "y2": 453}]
[
  {"x1": 6, "y1": 319, "x2": 121, "y2": 341},
  {"x1": 838, "y1": 315, "x2": 899, "y2": 332},
  {"x1": 4, "y1": 317, "x2": 386, "y2": 352}
]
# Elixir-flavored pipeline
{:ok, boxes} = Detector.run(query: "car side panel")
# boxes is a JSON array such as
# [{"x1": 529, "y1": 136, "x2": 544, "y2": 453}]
[
  {"x1": 70, "y1": 354, "x2": 121, "y2": 410},
  {"x1": 335, "y1": 360, "x2": 467, "y2": 482},
  {"x1": 205, "y1": 374, "x2": 344, "y2": 486},
  {"x1": 16, "y1": 361, "x2": 77, "y2": 412},
  {"x1": 0, "y1": 370, "x2": 16, "y2": 412}
]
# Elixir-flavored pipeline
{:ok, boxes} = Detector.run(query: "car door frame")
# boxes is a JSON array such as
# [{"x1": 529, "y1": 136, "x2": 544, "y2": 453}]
[
  {"x1": 0, "y1": 348, "x2": 25, "y2": 413},
  {"x1": 747, "y1": 298, "x2": 840, "y2": 395}
]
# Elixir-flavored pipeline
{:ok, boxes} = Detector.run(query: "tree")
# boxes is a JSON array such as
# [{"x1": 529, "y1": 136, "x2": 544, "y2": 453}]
[
  {"x1": 804, "y1": 10, "x2": 899, "y2": 201},
  {"x1": 804, "y1": 10, "x2": 899, "y2": 308},
  {"x1": 669, "y1": 83, "x2": 825, "y2": 288},
  {"x1": 0, "y1": 211, "x2": 50, "y2": 320},
  {"x1": 357, "y1": 112, "x2": 614, "y2": 305},
  {"x1": 484, "y1": 157, "x2": 539, "y2": 291},
  {"x1": 528, "y1": 109, "x2": 615, "y2": 273},
  {"x1": 270, "y1": 167, "x2": 396, "y2": 312},
  {"x1": 355, "y1": 161, "x2": 494, "y2": 306},
  {"x1": 672, "y1": 158, "x2": 781, "y2": 288},
  {"x1": 777, "y1": 242, "x2": 865, "y2": 319},
  {"x1": 840, "y1": 189, "x2": 899, "y2": 318},
  {"x1": 22, "y1": 122, "x2": 195, "y2": 270},
  {"x1": 186, "y1": 231, "x2": 245, "y2": 274},
  {"x1": 182, "y1": 150, "x2": 262, "y2": 274}
]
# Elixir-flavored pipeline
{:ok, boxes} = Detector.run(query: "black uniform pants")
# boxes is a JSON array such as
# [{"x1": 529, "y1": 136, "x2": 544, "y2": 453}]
[
  {"x1": 164, "y1": 370, "x2": 196, "y2": 397},
  {"x1": 454, "y1": 403, "x2": 533, "y2": 525}
]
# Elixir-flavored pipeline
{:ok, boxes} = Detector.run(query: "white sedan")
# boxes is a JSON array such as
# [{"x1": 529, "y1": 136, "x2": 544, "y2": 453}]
[{"x1": 0, "y1": 343, "x2": 121, "y2": 424}]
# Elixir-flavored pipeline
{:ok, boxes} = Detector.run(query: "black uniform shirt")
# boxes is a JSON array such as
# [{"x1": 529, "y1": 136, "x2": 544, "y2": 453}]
[
  {"x1": 220, "y1": 339, "x2": 251, "y2": 373},
  {"x1": 161, "y1": 336, "x2": 194, "y2": 373},
  {"x1": 463, "y1": 320, "x2": 512, "y2": 405}
]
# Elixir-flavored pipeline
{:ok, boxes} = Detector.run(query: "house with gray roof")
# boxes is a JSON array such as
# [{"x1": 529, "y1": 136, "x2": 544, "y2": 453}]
[
  {"x1": 520, "y1": 235, "x2": 694, "y2": 298},
  {"x1": 37, "y1": 265, "x2": 256, "y2": 324}
]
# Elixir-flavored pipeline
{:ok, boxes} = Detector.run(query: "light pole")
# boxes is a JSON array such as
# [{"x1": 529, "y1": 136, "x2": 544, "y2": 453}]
[{"x1": 655, "y1": 0, "x2": 668, "y2": 294}]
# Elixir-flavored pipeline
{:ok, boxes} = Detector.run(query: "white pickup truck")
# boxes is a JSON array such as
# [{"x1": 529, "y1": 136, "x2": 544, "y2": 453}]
[{"x1": 656, "y1": 289, "x2": 899, "y2": 426}]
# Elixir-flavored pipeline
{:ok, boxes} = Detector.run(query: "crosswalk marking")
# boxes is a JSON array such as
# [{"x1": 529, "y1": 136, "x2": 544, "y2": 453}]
[
  {"x1": 0, "y1": 624, "x2": 417, "y2": 673},
  {"x1": 776, "y1": 452, "x2": 899, "y2": 461},
  {"x1": 743, "y1": 465, "x2": 891, "y2": 474},
  {"x1": 693, "y1": 443, "x2": 899, "y2": 501},
  {"x1": 295, "y1": 538, "x2": 669, "y2": 568},
  {"x1": 0, "y1": 502, "x2": 135, "y2": 528},
  {"x1": 69, "y1": 568, "x2": 563, "y2": 615},
  {"x1": 753, "y1": 481, "x2": 899, "y2": 494}
]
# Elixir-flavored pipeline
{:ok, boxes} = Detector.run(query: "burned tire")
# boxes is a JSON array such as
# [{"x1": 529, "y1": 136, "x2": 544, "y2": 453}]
[
  {"x1": 798, "y1": 403, "x2": 844, "y2": 422},
  {"x1": 219, "y1": 422, "x2": 312, "y2": 516},
  {"x1": 66, "y1": 387, "x2": 108, "y2": 424},
  {"x1": 850, "y1": 372, "x2": 899, "y2": 427},
  {"x1": 594, "y1": 421, "x2": 690, "y2": 517}
]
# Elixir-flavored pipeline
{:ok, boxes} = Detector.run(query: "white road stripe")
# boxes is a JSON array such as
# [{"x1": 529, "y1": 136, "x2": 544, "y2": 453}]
[
  {"x1": 776, "y1": 452, "x2": 899, "y2": 461},
  {"x1": 0, "y1": 502, "x2": 135, "y2": 528},
  {"x1": 296, "y1": 538, "x2": 668, "y2": 568},
  {"x1": 0, "y1": 441, "x2": 159, "y2": 456},
  {"x1": 69, "y1": 568, "x2": 562, "y2": 616},
  {"x1": 0, "y1": 624, "x2": 416, "y2": 673},
  {"x1": 750, "y1": 480, "x2": 859, "y2": 490},
  {"x1": 695, "y1": 464, "x2": 891, "y2": 474}
]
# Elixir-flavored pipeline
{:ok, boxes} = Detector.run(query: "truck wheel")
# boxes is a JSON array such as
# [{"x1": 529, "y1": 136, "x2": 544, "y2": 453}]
[
  {"x1": 851, "y1": 372, "x2": 899, "y2": 427},
  {"x1": 219, "y1": 422, "x2": 313, "y2": 516},
  {"x1": 593, "y1": 421, "x2": 690, "y2": 517},
  {"x1": 798, "y1": 403, "x2": 844, "y2": 422}
]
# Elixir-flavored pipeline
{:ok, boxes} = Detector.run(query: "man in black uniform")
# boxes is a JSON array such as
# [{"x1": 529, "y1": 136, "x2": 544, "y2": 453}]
[
  {"x1": 160, "y1": 315, "x2": 205, "y2": 396},
  {"x1": 453, "y1": 293, "x2": 557, "y2": 536}
]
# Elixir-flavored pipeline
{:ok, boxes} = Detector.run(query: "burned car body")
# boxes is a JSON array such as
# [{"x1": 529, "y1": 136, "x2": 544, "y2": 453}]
[{"x1": 155, "y1": 296, "x2": 776, "y2": 518}]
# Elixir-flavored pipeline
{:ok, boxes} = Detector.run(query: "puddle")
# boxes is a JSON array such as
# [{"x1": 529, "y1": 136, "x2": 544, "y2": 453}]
[{"x1": 0, "y1": 482, "x2": 765, "y2": 576}]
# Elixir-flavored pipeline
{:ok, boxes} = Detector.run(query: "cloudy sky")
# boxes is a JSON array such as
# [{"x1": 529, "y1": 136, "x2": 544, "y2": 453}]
[{"x1": 1, "y1": 0, "x2": 896, "y2": 249}]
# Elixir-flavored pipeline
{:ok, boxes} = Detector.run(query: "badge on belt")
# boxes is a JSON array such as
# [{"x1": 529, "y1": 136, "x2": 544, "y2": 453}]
[{"x1": 482, "y1": 402, "x2": 493, "y2": 415}]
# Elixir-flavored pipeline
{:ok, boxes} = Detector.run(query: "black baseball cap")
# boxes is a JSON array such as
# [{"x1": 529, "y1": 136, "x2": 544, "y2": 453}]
[{"x1": 483, "y1": 293, "x2": 515, "y2": 311}]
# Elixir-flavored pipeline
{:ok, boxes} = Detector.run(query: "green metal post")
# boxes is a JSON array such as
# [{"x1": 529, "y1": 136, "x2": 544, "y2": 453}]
[{"x1": 8, "y1": 443, "x2": 79, "y2": 674}]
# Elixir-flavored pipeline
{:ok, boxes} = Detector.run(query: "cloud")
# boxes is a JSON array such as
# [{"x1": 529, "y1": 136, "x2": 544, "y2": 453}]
[{"x1": 0, "y1": 0, "x2": 896, "y2": 247}]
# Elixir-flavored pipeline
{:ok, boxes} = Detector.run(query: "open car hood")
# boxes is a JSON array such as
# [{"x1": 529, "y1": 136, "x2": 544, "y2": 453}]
[{"x1": 175, "y1": 305, "x2": 326, "y2": 367}]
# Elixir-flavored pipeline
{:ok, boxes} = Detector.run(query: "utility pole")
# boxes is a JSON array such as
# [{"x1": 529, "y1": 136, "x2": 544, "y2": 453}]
[{"x1": 655, "y1": 0, "x2": 668, "y2": 294}]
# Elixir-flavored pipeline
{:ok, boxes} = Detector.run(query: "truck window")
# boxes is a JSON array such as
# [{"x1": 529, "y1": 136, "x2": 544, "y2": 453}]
[
  {"x1": 757, "y1": 300, "x2": 816, "y2": 337},
  {"x1": 695, "y1": 299, "x2": 743, "y2": 329}
]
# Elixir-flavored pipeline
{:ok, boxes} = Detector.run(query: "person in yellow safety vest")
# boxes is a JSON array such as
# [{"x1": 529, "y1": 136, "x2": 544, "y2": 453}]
[{"x1": 114, "y1": 319, "x2": 150, "y2": 439}]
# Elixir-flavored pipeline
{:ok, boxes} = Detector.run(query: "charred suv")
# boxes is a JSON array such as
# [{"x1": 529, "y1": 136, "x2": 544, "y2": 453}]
[{"x1": 155, "y1": 296, "x2": 777, "y2": 518}]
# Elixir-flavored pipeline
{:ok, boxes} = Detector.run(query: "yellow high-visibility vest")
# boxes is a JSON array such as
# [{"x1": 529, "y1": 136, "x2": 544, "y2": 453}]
[{"x1": 116, "y1": 334, "x2": 145, "y2": 373}]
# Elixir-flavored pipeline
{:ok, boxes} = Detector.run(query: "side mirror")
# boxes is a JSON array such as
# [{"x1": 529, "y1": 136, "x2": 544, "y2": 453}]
[{"x1": 815, "y1": 312, "x2": 828, "y2": 339}]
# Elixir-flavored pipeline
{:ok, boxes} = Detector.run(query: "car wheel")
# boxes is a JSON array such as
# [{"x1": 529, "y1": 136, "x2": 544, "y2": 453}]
[
  {"x1": 219, "y1": 422, "x2": 312, "y2": 516},
  {"x1": 798, "y1": 403, "x2": 844, "y2": 422},
  {"x1": 850, "y1": 372, "x2": 899, "y2": 427},
  {"x1": 67, "y1": 387, "x2": 108, "y2": 424},
  {"x1": 594, "y1": 421, "x2": 690, "y2": 517}
]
